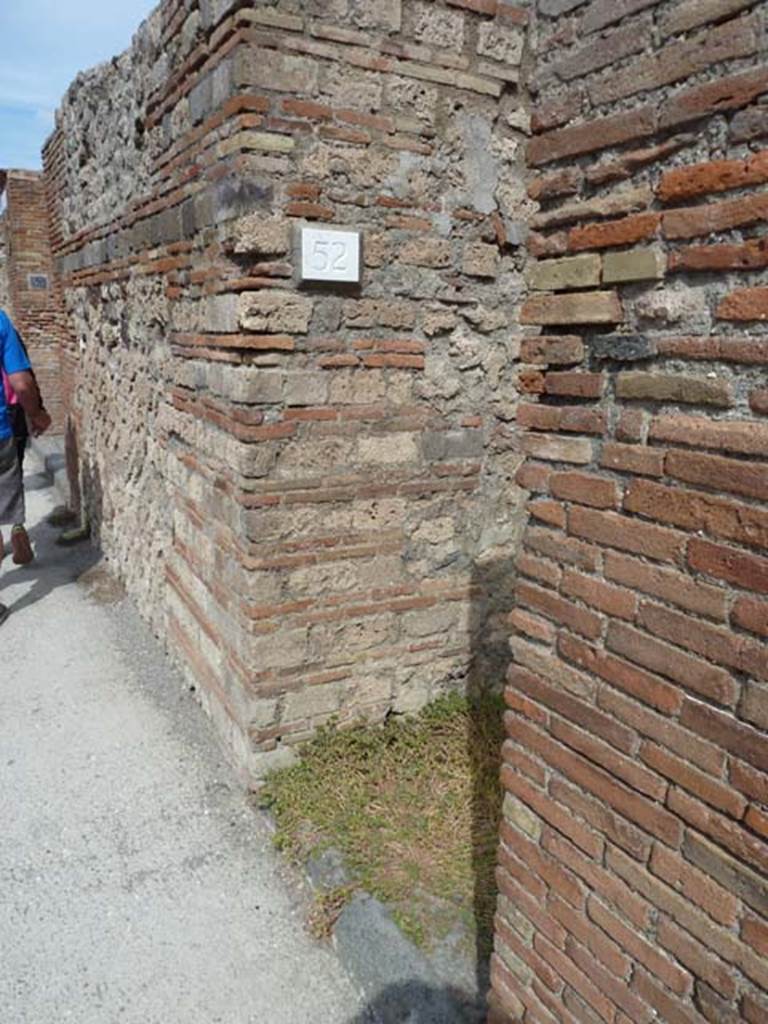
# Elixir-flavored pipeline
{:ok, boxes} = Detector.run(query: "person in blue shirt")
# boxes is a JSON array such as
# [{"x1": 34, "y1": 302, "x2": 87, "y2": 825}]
[{"x1": 0, "y1": 309, "x2": 51, "y2": 624}]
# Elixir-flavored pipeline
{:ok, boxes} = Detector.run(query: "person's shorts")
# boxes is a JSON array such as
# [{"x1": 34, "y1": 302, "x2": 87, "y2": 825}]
[{"x1": 0, "y1": 435, "x2": 25, "y2": 525}]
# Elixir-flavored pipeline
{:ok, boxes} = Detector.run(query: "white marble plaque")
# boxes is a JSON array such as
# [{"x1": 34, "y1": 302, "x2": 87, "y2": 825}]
[{"x1": 300, "y1": 227, "x2": 361, "y2": 284}]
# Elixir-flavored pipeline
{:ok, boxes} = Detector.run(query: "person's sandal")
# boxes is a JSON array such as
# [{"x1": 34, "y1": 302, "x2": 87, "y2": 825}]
[{"x1": 11, "y1": 525, "x2": 33, "y2": 565}]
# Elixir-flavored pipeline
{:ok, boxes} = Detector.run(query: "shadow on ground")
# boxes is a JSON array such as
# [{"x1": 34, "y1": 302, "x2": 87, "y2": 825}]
[
  {"x1": 332, "y1": 556, "x2": 514, "y2": 1024},
  {"x1": 356, "y1": 558, "x2": 512, "y2": 1022},
  {"x1": 347, "y1": 980, "x2": 476, "y2": 1024},
  {"x1": 0, "y1": 464, "x2": 100, "y2": 617}
]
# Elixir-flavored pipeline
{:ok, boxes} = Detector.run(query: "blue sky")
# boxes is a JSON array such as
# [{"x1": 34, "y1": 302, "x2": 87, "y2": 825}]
[{"x1": 0, "y1": 0, "x2": 158, "y2": 170}]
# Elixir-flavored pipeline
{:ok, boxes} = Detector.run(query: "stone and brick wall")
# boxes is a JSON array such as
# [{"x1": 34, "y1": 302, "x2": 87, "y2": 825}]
[
  {"x1": 43, "y1": 0, "x2": 532, "y2": 778},
  {"x1": 18, "y1": 0, "x2": 766, "y2": 1015},
  {"x1": 0, "y1": 170, "x2": 66, "y2": 432},
  {"x1": 492, "y1": 1, "x2": 768, "y2": 1022}
]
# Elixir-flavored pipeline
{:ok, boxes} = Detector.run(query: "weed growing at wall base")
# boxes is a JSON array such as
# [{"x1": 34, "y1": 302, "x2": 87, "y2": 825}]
[{"x1": 260, "y1": 694, "x2": 505, "y2": 963}]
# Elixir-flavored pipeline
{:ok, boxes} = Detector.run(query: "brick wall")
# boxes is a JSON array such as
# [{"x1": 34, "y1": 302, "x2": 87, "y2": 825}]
[
  {"x1": 0, "y1": 209, "x2": 9, "y2": 310},
  {"x1": 492, "y1": 1, "x2": 768, "y2": 1022},
  {"x1": 2, "y1": 170, "x2": 66, "y2": 433},
  {"x1": 43, "y1": 0, "x2": 532, "y2": 779}
]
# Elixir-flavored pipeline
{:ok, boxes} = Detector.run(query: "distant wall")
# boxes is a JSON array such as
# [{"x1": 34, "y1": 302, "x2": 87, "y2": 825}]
[
  {"x1": 0, "y1": 212, "x2": 9, "y2": 309},
  {"x1": 44, "y1": 0, "x2": 532, "y2": 779},
  {"x1": 491, "y1": 1, "x2": 768, "y2": 1022},
  {"x1": 1, "y1": 170, "x2": 66, "y2": 433}
]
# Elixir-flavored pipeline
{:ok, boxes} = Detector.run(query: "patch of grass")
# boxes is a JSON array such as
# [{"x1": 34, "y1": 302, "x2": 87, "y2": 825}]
[
  {"x1": 307, "y1": 885, "x2": 356, "y2": 940},
  {"x1": 260, "y1": 693, "x2": 505, "y2": 960}
]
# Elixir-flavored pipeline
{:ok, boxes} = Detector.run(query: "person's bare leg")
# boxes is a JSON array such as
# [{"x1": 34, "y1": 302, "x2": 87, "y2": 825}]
[{"x1": 11, "y1": 435, "x2": 32, "y2": 564}]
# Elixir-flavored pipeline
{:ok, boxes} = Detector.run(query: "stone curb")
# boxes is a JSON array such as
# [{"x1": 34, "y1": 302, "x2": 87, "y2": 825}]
[
  {"x1": 301, "y1": 842, "x2": 474, "y2": 1024},
  {"x1": 333, "y1": 893, "x2": 470, "y2": 1024}
]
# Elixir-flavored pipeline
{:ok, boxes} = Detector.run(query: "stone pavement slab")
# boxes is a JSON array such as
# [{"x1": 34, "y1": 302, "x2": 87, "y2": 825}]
[{"x1": 0, "y1": 456, "x2": 366, "y2": 1024}]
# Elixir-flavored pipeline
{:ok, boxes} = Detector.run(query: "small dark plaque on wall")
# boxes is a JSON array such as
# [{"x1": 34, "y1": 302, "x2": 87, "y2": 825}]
[{"x1": 28, "y1": 273, "x2": 49, "y2": 290}]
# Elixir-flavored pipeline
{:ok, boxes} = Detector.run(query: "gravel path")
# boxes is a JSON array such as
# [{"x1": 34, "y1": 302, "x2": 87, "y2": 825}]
[{"x1": 0, "y1": 455, "x2": 365, "y2": 1024}]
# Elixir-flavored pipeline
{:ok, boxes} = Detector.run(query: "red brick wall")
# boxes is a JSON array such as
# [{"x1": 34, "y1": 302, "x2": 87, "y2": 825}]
[
  {"x1": 2, "y1": 170, "x2": 66, "y2": 434},
  {"x1": 491, "y1": 1, "x2": 768, "y2": 1021},
  {"x1": 0, "y1": 212, "x2": 9, "y2": 310}
]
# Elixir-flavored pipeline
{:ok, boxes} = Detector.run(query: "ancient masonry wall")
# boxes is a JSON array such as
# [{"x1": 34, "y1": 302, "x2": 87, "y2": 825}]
[
  {"x1": 491, "y1": 1, "x2": 768, "y2": 1023},
  {"x1": 1, "y1": 170, "x2": 66, "y2": 433},
  {"x1": 36, "y1": 0, "x2": 768, "y2": 1015},
  {"x1": 43, "y1": 0, "x2": 532, "y2": 778}
]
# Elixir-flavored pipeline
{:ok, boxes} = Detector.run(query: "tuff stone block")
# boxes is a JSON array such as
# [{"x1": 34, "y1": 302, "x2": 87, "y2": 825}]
[
  {"x1": 603, "y1": 247, "x2": 666, "y2": 283},
  {"x1": 231, "y1": 216, "x2": 291, "y2": 256},
  {"x1": 350, "y1": 0, "x2": 402, "y2": 31},
  {"x1": 204, "y1": 295, "x2": 239, "y2": 333},
  {"x1": 239, "y1": 291, "x2": 313, "y2": 333},
  {"x1": 615, "y1": 373, "x2": 733, "y2": 407},
  {"x1": 410, "y1": 2, "x2": 465, "y2": 50},
  {"x1": 462, "y1": 242, "x2": 499, "y2": 278},
  {"x1": 477, "y1": 22, "x2": 525, "y2": 66},
  {"x1": 235, "y1": 49, "x2": 320, "y2": 94},
  {"x1": 527, "y1": 254, "x2": 601, "y2": 291},
  {"x1": 521, "y1": 291, "x2": 624, "y2": 325},
  {"x1": 400, "y1": 237, "x2": 452, "y2": 268},
  {"x1": 422, "y1": 429, "x2": 484, "y2": 460}
]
